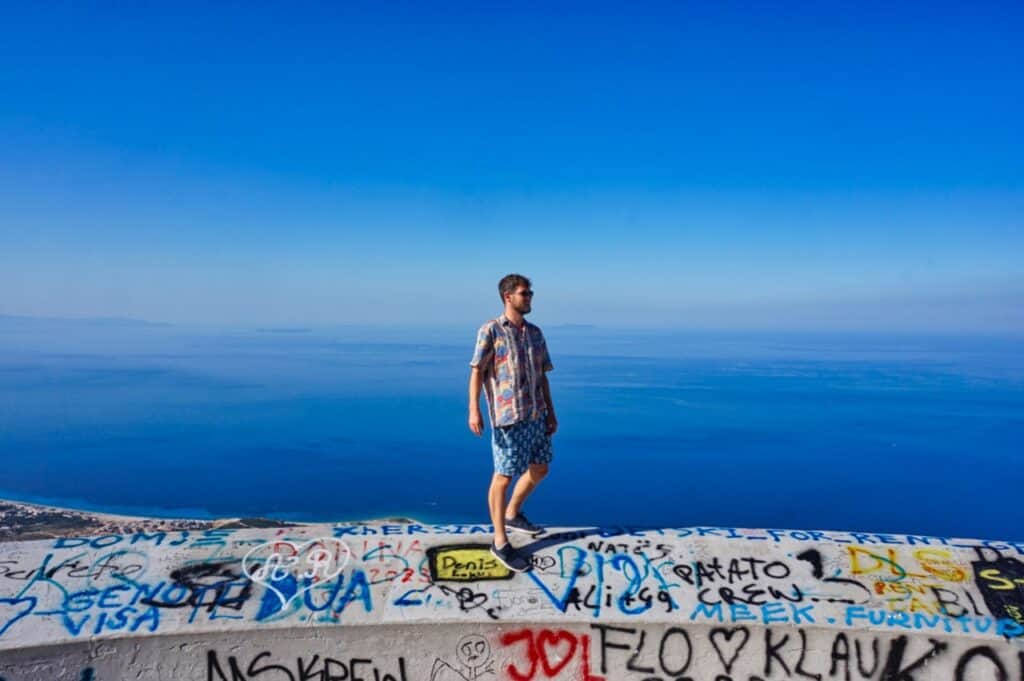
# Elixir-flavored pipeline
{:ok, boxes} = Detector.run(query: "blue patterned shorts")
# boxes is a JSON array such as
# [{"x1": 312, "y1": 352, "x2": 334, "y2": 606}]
[{"x1": 491, "y1": 418, "x2": 553, "y2": 477}]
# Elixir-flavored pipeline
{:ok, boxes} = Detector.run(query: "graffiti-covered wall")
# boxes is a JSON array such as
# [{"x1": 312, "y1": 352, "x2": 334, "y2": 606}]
[{"x1": 2, "y1": 523, "x2": 1023, "y2": 680}]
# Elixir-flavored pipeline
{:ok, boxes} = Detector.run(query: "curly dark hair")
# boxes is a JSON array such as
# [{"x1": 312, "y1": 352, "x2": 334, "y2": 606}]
[{"x1": 498, "y1": 273, "x2": 531, "y2": 302}]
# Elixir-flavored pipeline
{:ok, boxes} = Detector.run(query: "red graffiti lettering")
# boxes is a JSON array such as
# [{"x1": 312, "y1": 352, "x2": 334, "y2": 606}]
[{"x1": 499, "y1": 628, "x2": 603, "y2": 680}]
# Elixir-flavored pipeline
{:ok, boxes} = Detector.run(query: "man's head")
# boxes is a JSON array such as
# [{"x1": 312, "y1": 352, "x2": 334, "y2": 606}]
[{"x1": 498, "y1": 273, "x2": 533, "y2": 315}]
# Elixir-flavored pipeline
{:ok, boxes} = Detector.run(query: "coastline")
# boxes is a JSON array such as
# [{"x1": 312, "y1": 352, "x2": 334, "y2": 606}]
[{"x1": 0, "y1": 497, "x2": 295, "y2": 542}]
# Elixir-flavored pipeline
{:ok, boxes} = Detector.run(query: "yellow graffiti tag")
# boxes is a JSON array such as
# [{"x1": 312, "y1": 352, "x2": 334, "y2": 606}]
[
  {"x1": 979, "y1": 568, "x2": 1024, "y2": 590},
  {"x1": 847, "y1": 547, "x2": 966, "y2": 582},
  {"x1": 429, "y1": 545, "x2": 513, "y2": 582}
]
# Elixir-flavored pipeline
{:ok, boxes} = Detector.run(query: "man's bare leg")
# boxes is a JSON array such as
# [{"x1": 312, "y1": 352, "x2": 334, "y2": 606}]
[
  {"x1": 506, "y1": 463, "x2": 549, "y2": 519},
  {"x1": 489, "y1": 472, "x2": 512, "y2": 547}
]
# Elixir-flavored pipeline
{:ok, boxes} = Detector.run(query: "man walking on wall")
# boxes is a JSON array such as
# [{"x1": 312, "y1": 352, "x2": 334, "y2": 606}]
[{"x1": 468, "y1": 273, "x2": 558, "y2": 572}]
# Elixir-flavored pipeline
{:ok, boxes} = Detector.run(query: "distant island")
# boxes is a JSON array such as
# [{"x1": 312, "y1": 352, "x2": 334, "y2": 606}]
[{"x1": 0, "y1": 314, "x2": 170, "y2": 327}]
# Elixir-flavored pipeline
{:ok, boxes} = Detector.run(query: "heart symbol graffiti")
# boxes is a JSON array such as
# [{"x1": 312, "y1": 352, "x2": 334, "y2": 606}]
[
  {"x1": 537, "y1": 629, "x2": 578, "y2": 677},
  {"x1": 0, "y1": 596, "x2": 36, "y2": 637},
  {"x1": 709, "y1": 626, "x2": 750, "y2": 674},
  {"x1": 242, "y1": 537, "x2": 351, "y2": 607}
]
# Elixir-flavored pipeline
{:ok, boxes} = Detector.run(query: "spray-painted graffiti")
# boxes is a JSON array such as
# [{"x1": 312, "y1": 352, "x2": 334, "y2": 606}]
[
  {"x1": 972, "y1": 553, "x2": 1024, "y2": 627},
  {"x1": 490, "y1": 625, "x2": 1024, "y2": 681},
  {"x1": 3, "y1": 613, "x2": 1024, "y2": 680},
  {"x1": 206, "y1": 650, "x2": 408, "y2": 681},
  {"x1": 430, "y1": 634, "x2": 495, "y2": 681},
  {"x1": 524, "y1": 543, "x2": 680, "y2": 617},
  {"x1": 3, "y1": 522, "x2": 1024, "y2": 664},
  {"x1": 671, "y1": 555, "x2": 806, "y2": 606},
  {"x1": 498, "y1": 628, "x2": 601, "y2": 680},
  {"x1": 428, "y1": 545, "x2": 513, "y2": 582}
]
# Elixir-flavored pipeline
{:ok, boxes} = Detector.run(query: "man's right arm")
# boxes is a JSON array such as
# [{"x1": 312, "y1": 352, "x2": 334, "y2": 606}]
[
  {"x1": 468, "y1": 324, "x2": 493, "y2": 437},
  {"x1": 468, "y1": 367, "x2": 484, "y2": 436}
]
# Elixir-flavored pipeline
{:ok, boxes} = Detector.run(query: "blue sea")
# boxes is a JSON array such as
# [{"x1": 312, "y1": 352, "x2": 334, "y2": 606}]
[{"x1": 1, "y1": 316, "x2": 1021, "y2": 541}]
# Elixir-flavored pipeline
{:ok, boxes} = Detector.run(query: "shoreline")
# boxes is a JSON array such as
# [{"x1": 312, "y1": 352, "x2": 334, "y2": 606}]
[
  {"x1": 4, "y1": 496, "x2": 1020, "y2": 546},
  {"x1": 0, "y1": 497, "x2": 296, "y2": 542},
  {"x1": 0, "y1": 498, "x2": 426, "y2": 542}
]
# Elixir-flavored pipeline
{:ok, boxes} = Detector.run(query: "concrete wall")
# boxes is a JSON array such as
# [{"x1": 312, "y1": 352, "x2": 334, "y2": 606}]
[{"x1": 2, "y1": 522, "x2": 1023, "y2": 680}]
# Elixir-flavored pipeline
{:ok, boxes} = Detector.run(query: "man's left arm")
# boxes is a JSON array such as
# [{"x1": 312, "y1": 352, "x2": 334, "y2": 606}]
[
  {"x1": 541, "y1": 373, "x2": 557, "y2": 435},
  {"x1": 538, "y1": 332, "x2": 557, "y2": 435}
]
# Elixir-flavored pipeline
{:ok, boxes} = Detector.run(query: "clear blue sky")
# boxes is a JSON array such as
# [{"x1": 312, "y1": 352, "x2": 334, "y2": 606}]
[{"x1": 1, "y1": 2, "x2": 1021, "y2": 331}]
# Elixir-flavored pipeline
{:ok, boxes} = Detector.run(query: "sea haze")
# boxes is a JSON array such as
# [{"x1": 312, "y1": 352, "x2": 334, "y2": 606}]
[{"x1": 0, "y1": 316, "x2": 1021, "y2": 541}]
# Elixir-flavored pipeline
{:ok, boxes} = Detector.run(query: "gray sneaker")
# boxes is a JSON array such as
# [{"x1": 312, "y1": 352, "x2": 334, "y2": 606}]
[
  {"x1": 490, "y1": 542, "x2": 530, "y2": 572},
  {"x1": 505, "y1": 512, "x2": 544, "y2": 536}
]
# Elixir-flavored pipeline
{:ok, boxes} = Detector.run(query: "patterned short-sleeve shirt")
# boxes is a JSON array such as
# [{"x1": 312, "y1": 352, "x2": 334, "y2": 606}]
[{"x1": 470, "y1": 315, "x2": 554, "y2": 428}]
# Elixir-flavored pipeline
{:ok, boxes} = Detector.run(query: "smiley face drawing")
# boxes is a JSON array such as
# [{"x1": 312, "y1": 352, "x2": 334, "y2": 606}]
[
  {"x1": 456, "y1": 635, "x2": 490, "y2": 669},
  {"x1": 430, "y1": 634, "x2": 494, "y2": 681}
]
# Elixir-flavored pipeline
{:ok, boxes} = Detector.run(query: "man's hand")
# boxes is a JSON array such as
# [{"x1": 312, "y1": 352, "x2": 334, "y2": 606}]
[
  {"x1": 469, "y1": 410, "x2": 484, "y2": 436},
  {"x1": 545, "y1": 412, "x2": 558, "y2": 436}
]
